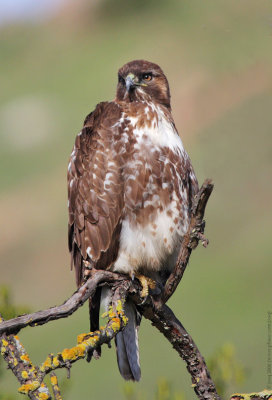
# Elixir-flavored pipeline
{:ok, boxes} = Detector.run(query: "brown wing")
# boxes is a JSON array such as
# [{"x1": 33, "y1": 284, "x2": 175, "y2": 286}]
[{"x1": 68, "y1": 101, "x2": 124, "y2": 286}]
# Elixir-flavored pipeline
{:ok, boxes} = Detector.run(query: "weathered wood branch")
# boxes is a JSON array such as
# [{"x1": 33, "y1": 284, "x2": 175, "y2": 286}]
[
  {"x1": 141, "y1": 302, "x2": 221, "y2": 400},
  {"x1": 0, "y1": 270, "x2": 123, "y2": 336}
]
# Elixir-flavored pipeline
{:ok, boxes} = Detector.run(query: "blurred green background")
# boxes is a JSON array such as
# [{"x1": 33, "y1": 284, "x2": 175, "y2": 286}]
[{"x1": 0, "y1": 0, "x2": 271, "y2": 398}]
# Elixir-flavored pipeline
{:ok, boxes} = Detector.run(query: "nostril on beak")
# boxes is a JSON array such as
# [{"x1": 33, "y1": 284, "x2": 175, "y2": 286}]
[{"x1": 125, "y1": 74, "x2": 136, "y2": 92}]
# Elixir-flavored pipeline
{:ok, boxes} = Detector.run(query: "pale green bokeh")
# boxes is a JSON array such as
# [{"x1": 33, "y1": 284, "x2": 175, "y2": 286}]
[{"x1": 0, "y1": 1, "x2": 271, "y2": 398}]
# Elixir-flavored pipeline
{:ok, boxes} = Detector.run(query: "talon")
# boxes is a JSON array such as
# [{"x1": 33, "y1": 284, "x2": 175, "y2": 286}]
[{"x1": 135, "y1": 274, "x2": 156, "y2": 298}]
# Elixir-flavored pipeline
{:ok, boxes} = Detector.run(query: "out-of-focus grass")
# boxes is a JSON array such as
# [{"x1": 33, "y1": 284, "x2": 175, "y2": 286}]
[{"x1": 0, "y1": 0, "x2": 271, "y2": 398}]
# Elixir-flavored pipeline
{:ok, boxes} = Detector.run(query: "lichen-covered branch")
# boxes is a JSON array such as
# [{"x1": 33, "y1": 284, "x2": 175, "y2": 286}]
[
  {"x1": 50, "y1": 373, "x2": 62, "y2": 400},
  {"x1": 0, "y1": 314, "x2": 51, "y2": 400},
  {"x1": 230, "y1": 390, "x2": 272, "y2": 400}
]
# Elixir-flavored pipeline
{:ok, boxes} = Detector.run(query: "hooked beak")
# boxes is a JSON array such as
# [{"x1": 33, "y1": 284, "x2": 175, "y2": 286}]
[{"x1": 125, "y1": 73, "x2": 138, "y2": 92}]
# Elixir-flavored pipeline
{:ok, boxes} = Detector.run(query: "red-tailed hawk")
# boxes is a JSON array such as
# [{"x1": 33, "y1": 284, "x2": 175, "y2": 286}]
[{"x1": 68, "y1": 60, "x2": 198, "y2": 381}]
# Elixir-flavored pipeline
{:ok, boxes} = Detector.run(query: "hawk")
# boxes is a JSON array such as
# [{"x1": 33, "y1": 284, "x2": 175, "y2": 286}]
[{"x1": 67, "y1": 60, "x2": 198, "y2": 381}]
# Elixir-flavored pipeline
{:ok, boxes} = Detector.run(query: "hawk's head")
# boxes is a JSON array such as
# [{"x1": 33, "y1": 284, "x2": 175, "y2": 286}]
[{"x1": 116, "y1": 60, "x2": 171, "y2": 109}]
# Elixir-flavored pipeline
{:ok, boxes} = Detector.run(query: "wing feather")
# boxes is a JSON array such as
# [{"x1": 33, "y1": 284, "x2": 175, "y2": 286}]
[{"x1": 67, "y1": 101, "x2": 124, "y2": 286}]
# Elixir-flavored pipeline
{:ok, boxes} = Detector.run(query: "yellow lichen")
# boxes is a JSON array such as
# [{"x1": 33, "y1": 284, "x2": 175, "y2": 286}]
[
  {"x1": 85, "y1": 335, "x2": 99, "y2": 348},
  {"x1": 1, "y1": 339, "x2": 8, "y2": 346},
  {"x1": 62, "y1": 344, "x2": 85, "y2": 361},
  {"x1": 111, "y1": 317, "x2": 121, "y2": 332},
  {"x1": 21, "y1": 370, "x2": 28, "y2": 379},
  {"x1": 1, "y1": 346, "x2": 6, "y2": 356},
  {"x1": 77, "y1": 333, "x2": 89, "y2": 344},
  {"x1": 41, "y1": 355, "x2": 53, "y2": 371},
  {"x1": 50, "y1": 375, "x2": 58, "y2": 386},
  {"x1": 116, "y1": 299, "x2": 124, "y2": 313},
  {"x1": 18, "y1": 380, "x2": 40, "y2": 394},
  {"x1": 38, "y1": 392, "x2": 50, "y2": 400},
  {"x1": 52, "y1": 356, "x2": 60, "y2": 367},
  {"x1": 20, "y1": 354, "x2": 31, "y2": 363}
]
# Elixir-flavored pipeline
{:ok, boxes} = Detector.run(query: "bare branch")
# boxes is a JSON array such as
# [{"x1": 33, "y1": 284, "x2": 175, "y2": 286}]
[{"x1": 0, "y1": 270, "x2": 123, "y2": 336}]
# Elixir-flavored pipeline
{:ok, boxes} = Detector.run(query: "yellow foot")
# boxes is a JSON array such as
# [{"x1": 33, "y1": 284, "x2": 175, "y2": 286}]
[{"x1": 135, "y1": 274, "x2": 156, "y2": 298}]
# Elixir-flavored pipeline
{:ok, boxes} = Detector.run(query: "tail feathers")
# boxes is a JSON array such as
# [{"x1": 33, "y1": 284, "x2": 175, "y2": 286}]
[{"x1": 115, "y1": 301, "x2": 141, "y2": 381}]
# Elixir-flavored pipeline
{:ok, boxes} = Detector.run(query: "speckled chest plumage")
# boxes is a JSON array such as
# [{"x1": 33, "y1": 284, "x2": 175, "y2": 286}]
[
  {"x1": 111, "y1": 101, "x2": 193, "y2": 276},
  {"x1": 68, "y1": 99, "x2": 198, "y2": 285}
]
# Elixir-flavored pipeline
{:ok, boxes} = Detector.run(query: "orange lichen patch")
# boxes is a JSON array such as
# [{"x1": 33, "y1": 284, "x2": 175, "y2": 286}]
[
  {"x1": 20, "y1": 354, "x2": 31, "y2": 363},
  {"x1": 38, "y1": 393, "x2": 50, "y2": 400},
  {"x1": 77, "y1": 333, "x2": 89, "y2": 344},
  {"x1": 170, "y1": 227, "x2": 174, "y2": 233},
  {"x1": 141, "y1": 241, "x2": 146, "y2": 247},
  {"x1": 50, "y1": 374, "x2": 58, "y2": 386},
  {"x1": 164, "y1": 238, "x2": 167, "y2": 243},
  {"x1": 18, "y1": 380, "x2": 40, "y2": 394},
  {"x1": 61, "y1": 345, "x2": 85, "y2": 361},
  {"x1": 111, "y1": 317, "x2": 121, "y2": 332},
  {"x1": 21, "y1": 370, "x2": 28, "y2": 379},
  {"x1": 40, "y1": 355, "x2": 53, "y2": 372}
]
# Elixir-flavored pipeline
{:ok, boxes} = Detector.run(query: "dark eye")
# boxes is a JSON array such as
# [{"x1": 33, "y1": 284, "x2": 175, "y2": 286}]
[
  {"x1": 118, "y1": 74, "x2": 125, "y2": 84},
  {"x1": 142, "y1": 73, "x2": 152, "y2": 82}
]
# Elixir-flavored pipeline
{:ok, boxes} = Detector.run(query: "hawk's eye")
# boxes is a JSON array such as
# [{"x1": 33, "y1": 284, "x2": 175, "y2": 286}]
[
  {"x1": 118, "y1": 74, "x2": 125, "y2": 84},
  {"x1": 142, "y1": 73, "x2": 152, "y2": 82}
]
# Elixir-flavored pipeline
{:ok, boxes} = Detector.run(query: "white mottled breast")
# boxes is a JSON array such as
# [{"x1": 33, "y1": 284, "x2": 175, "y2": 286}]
[{"x1": 113, "y1": 103, "x2": 190, "y2": 276}]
